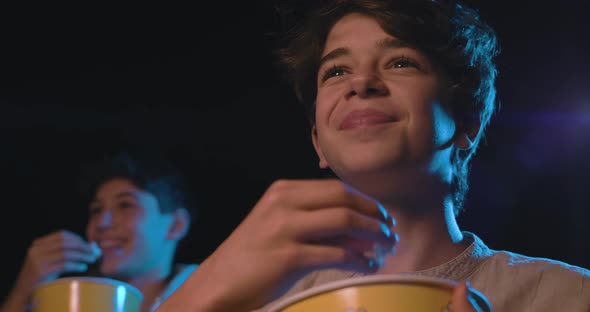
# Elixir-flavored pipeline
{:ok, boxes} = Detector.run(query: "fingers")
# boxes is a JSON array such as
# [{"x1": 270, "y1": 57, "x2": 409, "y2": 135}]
[
  {"x1": 30, "y1": 247, "x2": 99, "y2": 276},
  {"x1": 26, "y1": 230, "x2": 100, "y2": 278},
  {"x1": 262, "y1": 179, "x2": 394, "y2": 224},
  {"x1": 281, "y1": 244, "x2": 380, "y2": 274},
  {"x1": 46, "y1": 249, "x2": 100, "y2": 265},
  {"x1": 33, "y1": 230, "x2": 95, "y2": 254},
  {"x1": 281, "y1": 207, "x2": 397, "y2": 272},
  {"x1": 44, "y1": 260, "x2": 90, "y2": 275},
  {"x1": 450, "y1": 281, "x2": 487, "y2": 312},
  {"x1": 296, "y1": 207, "x2": 397, "y2": 251},
  {"x1": 255, "y1": 179, "x2": 398, "y2": 273}
]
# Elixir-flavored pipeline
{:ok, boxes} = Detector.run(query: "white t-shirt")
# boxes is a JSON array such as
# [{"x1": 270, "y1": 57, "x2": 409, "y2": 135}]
[{"x1": 256, "y1": 232, "x2": 590, "y2": 312}]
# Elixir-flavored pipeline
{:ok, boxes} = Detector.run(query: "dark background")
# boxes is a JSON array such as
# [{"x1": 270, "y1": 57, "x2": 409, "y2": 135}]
[{"x1": 1, "y1": 1, "x2": 589, "y2": 298}]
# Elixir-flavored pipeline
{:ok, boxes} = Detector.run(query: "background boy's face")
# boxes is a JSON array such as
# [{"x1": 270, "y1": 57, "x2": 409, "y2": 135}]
[
  {"x1": 86, "y1": 178, "x2": 174, "y2": 278},
  {"x1": 312, "y1": 13, "x2": 459, "y2": 197}
]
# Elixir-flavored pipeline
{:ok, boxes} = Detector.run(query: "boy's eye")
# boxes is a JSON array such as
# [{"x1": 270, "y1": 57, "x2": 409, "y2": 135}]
[
  {"x1": 390, "y1": 57, "x2": 420, "y2": 69},
  {"x1": 394, "y1": 60, "x2": 412, "y2": 68},
  {"x1": 321, "y1": 65, "x2": 347, "y2": 81},
  {"x1": 89, "y1": 206, "x2": 101, "y2": 215},
  {"x1": 119, "y1": 201, "x2": 135, "y2": 208}
]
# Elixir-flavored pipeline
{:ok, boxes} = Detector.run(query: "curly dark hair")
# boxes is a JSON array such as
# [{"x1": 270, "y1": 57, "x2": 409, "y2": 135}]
[{"x1": 276, "y1": 0, "x2": 500, "y2": 214}]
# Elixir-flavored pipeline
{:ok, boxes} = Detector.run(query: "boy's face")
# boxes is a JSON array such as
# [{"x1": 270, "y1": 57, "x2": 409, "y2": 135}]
[
  {"x1": 86, "y1": 178, "x2": 174, "y2": 279},
  {"x1": 312, "y1": 13, "x2": 462, "y2": 198}
]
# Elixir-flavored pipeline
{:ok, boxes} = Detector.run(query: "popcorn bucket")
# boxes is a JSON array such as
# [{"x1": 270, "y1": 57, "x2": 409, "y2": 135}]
[
  {"x1": 31, "y1": 277, "x2": 143, "y2": 312},
  {"x1": 269, "y1": 275, "x2": 491, "y2": 312}
]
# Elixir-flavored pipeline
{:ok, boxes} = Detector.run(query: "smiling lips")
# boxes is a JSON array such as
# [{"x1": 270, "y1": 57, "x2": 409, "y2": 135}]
[{"x1": 339, "y1": 109, "x2": 397, "y2": 130}]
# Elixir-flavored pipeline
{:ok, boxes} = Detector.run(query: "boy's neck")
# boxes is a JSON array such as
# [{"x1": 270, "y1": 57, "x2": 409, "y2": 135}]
[
  {"x1": 376, "y1": 198, "x2": 467, "y2": 274},
  {"x1": 125, "y1": 265, "x2": 174, "y2": 312}
]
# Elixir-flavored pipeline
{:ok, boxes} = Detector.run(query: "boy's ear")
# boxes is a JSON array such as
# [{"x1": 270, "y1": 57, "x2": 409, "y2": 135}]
[
  {"x1": 311, "y1": 125, "x2": 329, "y2": 168},
  {"x1": 166, "y1": 208, "x2": 191, "y2": 240}
]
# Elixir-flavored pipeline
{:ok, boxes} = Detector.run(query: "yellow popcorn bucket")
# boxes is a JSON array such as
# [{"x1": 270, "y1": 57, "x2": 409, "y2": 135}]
[
  {"x1": 269, "y1": 275, "x2": 491, "y2": 312},
  {"x1": 31, "y1": 276, "x2": 143, "y2": 312}
]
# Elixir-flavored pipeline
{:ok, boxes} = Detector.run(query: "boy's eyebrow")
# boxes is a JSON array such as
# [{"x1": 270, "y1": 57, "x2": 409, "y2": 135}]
[
  {"x1": 114, "y1": 191, "x2": 138, "y2": 199},
  {"x1": 90, "y1": 191, "x2": 138, "y2": 204},
  {"x1": 319, "y1": 38, "x2": 413, "y2": 68},
  {"x1": 319, "y1": 47, "x2": 349, "y2": 69},
  {"x1": 376, "y1": 38, "x2": 413, "y2": 50}
]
